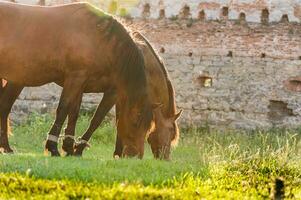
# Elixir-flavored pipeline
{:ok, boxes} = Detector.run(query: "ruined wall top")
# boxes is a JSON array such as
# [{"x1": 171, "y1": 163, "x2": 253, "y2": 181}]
[
  {"x1": 129, "y1": 0, "x2": 301, "y2": 23},
  {"x1": 15, "y1": 0, "x2": 301, "y2": 23}
]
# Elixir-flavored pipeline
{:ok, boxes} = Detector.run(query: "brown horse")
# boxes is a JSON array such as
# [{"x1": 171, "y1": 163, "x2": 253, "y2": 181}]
[
  {"x1": 73, "y1": 32, "x2": 182, "y2": 160},
  {"x1": 0, "y1": 2, "x2": 153, "y2": 158}
]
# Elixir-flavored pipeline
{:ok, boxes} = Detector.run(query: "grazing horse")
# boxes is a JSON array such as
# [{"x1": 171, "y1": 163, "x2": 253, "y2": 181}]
[
  {"x1": 0, "y1": 2, "x2": 153, "y2": 158},
  {"x1": 73, "y1": 32, "x2": 182, "y2": 160}
]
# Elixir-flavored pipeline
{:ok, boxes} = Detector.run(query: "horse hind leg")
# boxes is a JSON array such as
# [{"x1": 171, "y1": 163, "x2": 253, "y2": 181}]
[
  {"x1": 45, "y1": 75, "x2": 86, "y2": 157},
  {"x1": 62, "y1": 93, "x2": 83, "y2": 156},
  {"x1": 0, "y1": 81, "x2": 23, "y2": 153}
]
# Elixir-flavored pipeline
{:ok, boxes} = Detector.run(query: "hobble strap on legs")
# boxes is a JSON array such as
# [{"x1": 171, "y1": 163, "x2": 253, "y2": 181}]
[
  {"x1": 77, "y1": 138, "x2": 91, "y2": 148},
  {"x1": 63, "y1": 135, "x2": 75, "y2": 141},
  {"x1": 47, "y1": 134, "x2": 59, "y2": 143}
]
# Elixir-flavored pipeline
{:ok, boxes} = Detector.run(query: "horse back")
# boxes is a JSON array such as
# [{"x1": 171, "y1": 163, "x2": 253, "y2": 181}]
[{"x1": 0, "y1": 2, "x2": 114, "y2": 85}]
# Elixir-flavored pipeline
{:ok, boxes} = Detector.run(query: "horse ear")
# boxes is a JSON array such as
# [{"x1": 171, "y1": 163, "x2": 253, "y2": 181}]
[{"x1": 173, "y1": 110, "x2": 183, "y2": 121}]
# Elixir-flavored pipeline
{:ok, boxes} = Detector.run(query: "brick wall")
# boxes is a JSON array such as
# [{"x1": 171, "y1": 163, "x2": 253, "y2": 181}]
[{"x1": 7, "y1": 0, "x2": 301, "y2": 129}]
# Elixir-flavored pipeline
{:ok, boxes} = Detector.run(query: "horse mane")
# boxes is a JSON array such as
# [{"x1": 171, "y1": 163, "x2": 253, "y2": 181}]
[
  {"x1": 133, "y1": 32, "x2": 177, "y2": 116},
  {"x1": 92, "y1": 12, "x2": 152, "y2": 129},
  {"x1": 132, "y1": 32, "x2": 179, "y2": 144}
]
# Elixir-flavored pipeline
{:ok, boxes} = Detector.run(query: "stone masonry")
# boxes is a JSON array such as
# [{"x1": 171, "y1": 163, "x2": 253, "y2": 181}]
[{"x1": 7, "y1": 0, "x2": 301, "y2": 129}]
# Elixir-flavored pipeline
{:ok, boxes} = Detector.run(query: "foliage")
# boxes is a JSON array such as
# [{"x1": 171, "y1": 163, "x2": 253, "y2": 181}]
[
  {"x1": 119, "y1": 8, "x2": 130, "y2": 18},
  {"x1": 0, "y1": 114, "x2": 301, "y2": 199},
  {"x1": 108, "y1": 0, "x2": 118, "y2": 15}
]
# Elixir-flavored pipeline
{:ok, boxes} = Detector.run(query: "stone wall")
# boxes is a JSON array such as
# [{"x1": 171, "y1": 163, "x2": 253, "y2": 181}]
[
  {"x1": 6, "y1": 0, "x2": 301, "y2": 129},
  {"x1": 14, "y1": 0, "x2": 301, "y2": 23},
  {"x1": 132, "y1": 0, "x2": 301, "y2": 23}
]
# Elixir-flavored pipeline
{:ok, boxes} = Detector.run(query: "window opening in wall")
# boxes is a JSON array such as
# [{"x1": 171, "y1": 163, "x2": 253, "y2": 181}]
[
  {"x1": 268, "y1": 100, "x2": 294, "y2": 121},
  {"x1": 197, "y1": 71, "x2": 212, "y2": 88},
  {"x1": 142, "y1": 3, "x2": 151, "y2": 18},
  {"x1": 221, "y1": 7, "x2": 229, "y2": 17},
  {"x1": 159, "y1": 9, "x2": 165, "y2": 19},
  {"x1": 227, "y1": 51, "x2": 233, "y2": 57},
  {"x1": 284, "y1": 77, "x2": 301, "y2": 92},
  {"x1": 239, "y1": 12, "x2": 246, "y2": 22},
  {"x1": 280, "y1": 14, "x2": 289, "y2": 23},
  {"x1": 261, "y1": 8, "x2": 269, "y2": 24},
  {"x1": 198, "y1": 10, "x2": 205, "y2": 21},
  {"x1": 261, "y1": 53, "x2": 266, "y2": 58},
  {"x1": 160, "y1": 47, "x2": 165, "y2": 53},
  {"x1": 38, "y1": 0, "x2": 45, "y2": 5},
  {"x1": 180, "y1": 5, "x2": 191, "y2": 19}
]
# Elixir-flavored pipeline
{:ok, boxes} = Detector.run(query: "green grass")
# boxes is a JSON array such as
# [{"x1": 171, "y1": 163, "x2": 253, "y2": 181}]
[{"x1": 0, "y1": 114, "x2": 301, "y2": 199}]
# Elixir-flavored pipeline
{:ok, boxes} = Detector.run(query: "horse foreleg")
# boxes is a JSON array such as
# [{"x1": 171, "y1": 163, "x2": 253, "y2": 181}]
[
  {"x1": 45, "y1": 76, "x2": 86, "y2": 157},
  {"x1": 74, "y1": 89, "x2": 116, "y2": 156},
  {"x1": 113, "y1": 102, "x2": 123, "y2": 158},
  {"x1": 0, "y1": 82, "x2": 23, "y2": 153},
  {"x1": 62, "y1": 94, "x2": 83, "y2": 156}
]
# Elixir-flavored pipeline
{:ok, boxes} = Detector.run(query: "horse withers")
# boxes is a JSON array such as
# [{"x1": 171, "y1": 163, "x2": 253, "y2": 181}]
[{"x1": 0, "y1": 2, "x2": 153, "y2": 158}]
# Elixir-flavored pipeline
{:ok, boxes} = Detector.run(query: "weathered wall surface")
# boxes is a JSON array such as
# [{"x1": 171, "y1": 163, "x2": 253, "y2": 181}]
[
  {"x1": 14, "y1": 0, "x2": 301, "y2": 23},
  {"x1": 135, "y1": 19, "x2": 301, "y2": 129},
  {"x1": 132, "y1": 0, "x2": 301, "y2": 22},
  {"x1": 7, "y1": 0, "x2": 301, "y2": 129}
]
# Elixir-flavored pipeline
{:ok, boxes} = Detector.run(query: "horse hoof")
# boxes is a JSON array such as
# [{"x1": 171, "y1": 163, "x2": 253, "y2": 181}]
[
  {"x1": 73, "y1": 149, "x2": 83, "y2": 157},
  {"x1": 45, "y1": 140, "x2": 60, "y2": 157},
  {"x1": 74, "y1": 143, "x2": 86, "y2": 157},
  {"x1": 62, "y1": 138, "x2": 74, "y2": 156},
  {"x1": 114, "y1": 155, "x2": 120, "y2": 160},
  {"x1": 0, "y1": 147, "x2": 14, "y2": 154}
]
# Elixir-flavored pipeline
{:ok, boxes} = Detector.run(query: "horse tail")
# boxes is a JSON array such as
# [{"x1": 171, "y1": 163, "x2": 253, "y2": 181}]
[{"x1": 0, "y1": 79, "x2": 11, "y2": 136}]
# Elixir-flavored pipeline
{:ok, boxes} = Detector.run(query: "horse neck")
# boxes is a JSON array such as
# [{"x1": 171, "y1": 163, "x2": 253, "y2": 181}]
[{"x1": 134, "y1": 32, "x2": 177, "y2": 118}]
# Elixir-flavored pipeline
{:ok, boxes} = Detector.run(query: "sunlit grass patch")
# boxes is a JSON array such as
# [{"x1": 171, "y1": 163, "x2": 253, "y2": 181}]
[{"x1": 0, "y1": 114, "x2": 300, "y2": 199}]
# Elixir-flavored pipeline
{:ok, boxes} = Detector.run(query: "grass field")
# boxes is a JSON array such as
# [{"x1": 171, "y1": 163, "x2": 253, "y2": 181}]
[{"x1": 0, "y1": 114, "x2": 301, "y2": 199}]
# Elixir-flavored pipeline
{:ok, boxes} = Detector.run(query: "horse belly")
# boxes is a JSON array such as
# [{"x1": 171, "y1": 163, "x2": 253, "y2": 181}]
[
  {"x1": 0, "y1": 49, "x2": 62, "y2": 86},
  {"x1": 84, "y1": 76, "x2": 112, "y2": 93}
]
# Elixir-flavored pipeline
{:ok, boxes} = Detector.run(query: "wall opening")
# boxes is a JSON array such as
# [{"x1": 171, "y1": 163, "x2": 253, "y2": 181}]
[
  {"x1": 160, "y1": 47, "x2": 165, "y2": 53},
  {"x1": 239, "y1": 12, "x2": 246, "y2": 22},
  {"x1": 179, "y1": 5, "x2": 191, "y2": 19},
  {"x1": 159, "y1": 9, "x2": 165, "y2": 19},
  {"x1": 198, "y1": 10, "x2": 206, "y2": 21},
  {"x1": 280, "y1": 14, "x2": 289, "y2": 23},
  {"x1": 197, "y1": 74, "x2": 212, "y2": 88},
  {"x1": 261, "y1": 8, "x2": 269, "y2": 24},
  {"x1": 188, "y1": 52, "x2": 193, "y2": 57},
  {"x1": 261, "y1": 53, "x2": 266, "y2": 58},
  {"x1": 142, "y1": 3, "x2": 151, "y2": 18},
  {"x1": 227, "y1": 51, "x2": 233, "y2": 57},
  {"x1": 38, "y1": 0, "x2": 45, "y2": 5},
  {"x1": 221, "y1": 7, "x2": 229, "y2": 19},
  {"x1": 284, "y1": 77, "x2": 301, "y2": 92},
  {"x1": 268, "y1": 100, "x2": 294, "y2": 121}
]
